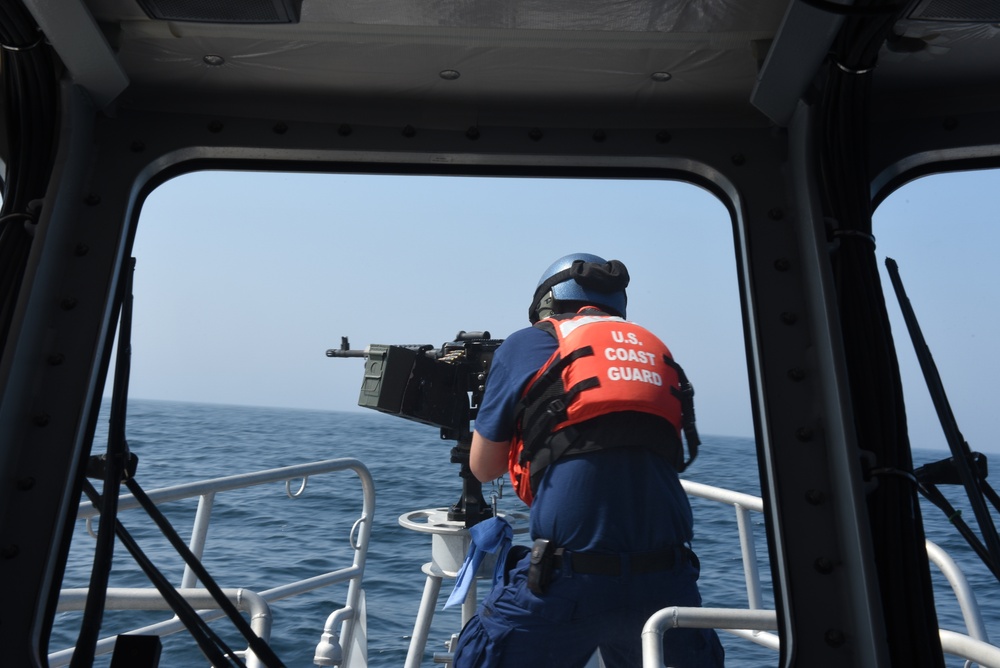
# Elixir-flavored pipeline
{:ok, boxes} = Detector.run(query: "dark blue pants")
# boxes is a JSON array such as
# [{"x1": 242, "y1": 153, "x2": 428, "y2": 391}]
[{"x1": 452, "y1": 549, "x2": 725, "y2": 668}]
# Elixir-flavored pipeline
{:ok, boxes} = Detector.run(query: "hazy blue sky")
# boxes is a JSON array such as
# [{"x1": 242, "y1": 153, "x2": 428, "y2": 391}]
[{"x1": 121, "y1": 168, "x2": 999, "y2": 453}]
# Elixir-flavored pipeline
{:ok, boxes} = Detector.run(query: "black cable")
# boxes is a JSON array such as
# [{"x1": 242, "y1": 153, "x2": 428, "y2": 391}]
[
  {"x1": 124, "y1": 478, "x2": 287, "y2": 668},
  {"x1": 0, "y1": 0, "x2": 57, "y2": 351},
  {"x1": 817, "y1": 2, "x2": 946, "y2": 666},
  {"x1": 80, "y1": 480, "x2": 246, "y2": 668},
  {"x1": 983, "y1": 482, "x2": 1000, "y2": 515},
  {"x1": 918, "y1": 483, "x2": 1000, "y2": 581},
  {"x1": 886, "y1": 258, "x2": 1000, "y2": 575},
  {"x1": 71, "y1": 260, "x2": 137, "y2": 667},
  {"x1": 0, "y1": 3, "x2": 63, "y2": 660},
  {"x1": 68, "y1": 253, "x2": 283, "y2": 665},
  {"x1": 68, "y1": 257, "x2": 233, "y2": 667}
]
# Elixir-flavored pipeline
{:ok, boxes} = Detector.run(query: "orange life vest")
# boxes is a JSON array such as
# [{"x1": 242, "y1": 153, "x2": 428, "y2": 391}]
[{"x1": 508, "y1": 308, "x2": 698, "y2": 505}]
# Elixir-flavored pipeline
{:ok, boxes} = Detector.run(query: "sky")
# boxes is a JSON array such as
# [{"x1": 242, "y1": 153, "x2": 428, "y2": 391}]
[{"x1": 119, "y1": 168, "x2": 1000, "y2": 453}]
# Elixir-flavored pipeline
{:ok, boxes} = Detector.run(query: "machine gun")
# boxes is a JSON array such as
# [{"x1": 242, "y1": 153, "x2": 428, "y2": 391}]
[{"x1": 327, "y1": 331, "x2": 504, "y2": 527}]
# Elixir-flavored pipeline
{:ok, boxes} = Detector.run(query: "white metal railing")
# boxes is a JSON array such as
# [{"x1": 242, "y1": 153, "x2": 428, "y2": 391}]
[
  {"x1": 643, "y1": 607, "x2": 1000, "y2": 668},
  {"x1": 53, "y1": 466, "x2": 996, "y2": 667},
  {"x1": 51, "y1": 458, "x2": 375, "y2": 667},
  {"x1": 56, "y1": 588, "x2": 274, "y2": 667},
  {"x1": 662, "y1": 480, "x2": 999, "y2": 668},
  {"x1": 680, "y1": 480, "x2": 766, "y2": 611}
]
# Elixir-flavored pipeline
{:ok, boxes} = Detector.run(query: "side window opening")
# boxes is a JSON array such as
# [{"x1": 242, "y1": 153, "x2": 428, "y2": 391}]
[{"x1": 875, "y1": 168, "x2": 1000, "y2": 645}]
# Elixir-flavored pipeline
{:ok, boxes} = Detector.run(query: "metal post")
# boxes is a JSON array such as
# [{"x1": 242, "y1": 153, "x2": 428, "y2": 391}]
[
  {"x1": 181, "y1": 492, "x2": 216, "y2": 588},
  {"x1": 735, "y1": 504, "x2": 763, "y2": 610},
  {"x1": 405, "y1": 571, "x2": 443, "y2": 668}
]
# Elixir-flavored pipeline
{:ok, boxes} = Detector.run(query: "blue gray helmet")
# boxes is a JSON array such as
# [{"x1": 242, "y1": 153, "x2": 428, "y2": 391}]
[{"x1": 528, "y1": 253, "x2": 630, "y2": 323}]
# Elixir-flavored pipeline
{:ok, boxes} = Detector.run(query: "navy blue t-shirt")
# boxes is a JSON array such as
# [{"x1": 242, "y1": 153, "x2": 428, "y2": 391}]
[{"x1": 475, "y1": 324, "x2": 694, "y2": 552}]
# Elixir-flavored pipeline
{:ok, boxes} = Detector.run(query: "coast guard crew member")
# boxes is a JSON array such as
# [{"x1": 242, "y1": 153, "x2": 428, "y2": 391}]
[{"x1": 452, "y1": 253, "x2": 725, "y2": 668}]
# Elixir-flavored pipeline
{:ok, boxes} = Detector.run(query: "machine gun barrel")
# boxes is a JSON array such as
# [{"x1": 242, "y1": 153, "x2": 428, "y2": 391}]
[
  {"x1": 325, "y1": 336, "x2": 365, "y2": 357},
  {"x1": 325, "y1": 348, "x2": 368, "y2": 358},
  {"x1": 325, "y1": 337, "x2": 434, "y2": 359}
]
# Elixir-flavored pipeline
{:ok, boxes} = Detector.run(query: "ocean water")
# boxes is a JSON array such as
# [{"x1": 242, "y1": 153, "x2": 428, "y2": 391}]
[{"x1": 50, "y1": 399, "x2": 1000, "y2": 667}]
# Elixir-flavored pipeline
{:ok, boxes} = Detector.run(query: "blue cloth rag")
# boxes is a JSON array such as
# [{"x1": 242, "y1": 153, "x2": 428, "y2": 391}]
[{"x1": 444, "y1": 516, "x2": 513, "y2": 609}]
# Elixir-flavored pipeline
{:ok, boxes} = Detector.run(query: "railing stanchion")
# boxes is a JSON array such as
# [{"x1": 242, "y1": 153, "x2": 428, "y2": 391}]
[
  {"x1": 735, "y1": 504, "x2": 763, "y2": 610},
  {"x1": 182, "y1": 492, "x2": 216, "y2": 588}
]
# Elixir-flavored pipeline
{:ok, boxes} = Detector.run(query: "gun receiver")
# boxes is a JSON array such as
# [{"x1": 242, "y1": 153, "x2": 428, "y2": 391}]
[{"x1": 327, "y1": 331, "x2": 504, "y2": 526}]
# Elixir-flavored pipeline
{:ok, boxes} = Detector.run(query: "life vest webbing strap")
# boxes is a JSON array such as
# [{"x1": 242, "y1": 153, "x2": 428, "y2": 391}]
[
  {"x1": 519, "y1": 375, "x2": 600, "y2": 466},
  {"x1": 528, "y1": 424, "x2": 579, "y2": 490},
  {"x1": 520, "y1": 346, "x2": 594, "y2": 406},
  {"x1": 525, "y1": 371, "x2": 612, "y2": 475},
  {"x1": 662, "y1": 354, "x2": 700, "y2": 471},
  {"x1": 515, "y1": 345, "x2": 595, "y2": 459},
  {"x1": 528, "y1": 412, "x2": 686, "y2": 494}
]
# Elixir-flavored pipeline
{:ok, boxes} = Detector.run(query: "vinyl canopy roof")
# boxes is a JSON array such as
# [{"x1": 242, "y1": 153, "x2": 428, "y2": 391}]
[{"x1": 35, "y1": 0, "x2": 1000, "y2": 128}]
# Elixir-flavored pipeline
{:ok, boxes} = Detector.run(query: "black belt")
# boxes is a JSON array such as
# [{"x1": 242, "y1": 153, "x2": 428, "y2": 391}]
[{"x1": 555, "y1": 545, "x2": 694, "y2": 576}]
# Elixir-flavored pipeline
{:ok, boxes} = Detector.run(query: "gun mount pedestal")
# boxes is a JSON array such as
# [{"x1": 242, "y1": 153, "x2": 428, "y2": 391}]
[
  {"x1": 330, "y1": 332, "x2": 517, "y2": 664},
  {"x1": 398, "y1": 508, "x2": 527, "y2": 668},
  {"x1": 448, "y1": 441, "x2": 493, "y2": 527}
]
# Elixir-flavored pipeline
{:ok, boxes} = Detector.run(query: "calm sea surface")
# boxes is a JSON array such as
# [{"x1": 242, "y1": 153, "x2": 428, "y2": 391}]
[{"x1": 50, "y1": 399, "x2": 1000, "y2": 667}]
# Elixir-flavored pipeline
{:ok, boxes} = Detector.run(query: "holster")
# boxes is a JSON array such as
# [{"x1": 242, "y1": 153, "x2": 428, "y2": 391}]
[{"x1": 527, "y1": 538, "x2": 563, "y2": 594}]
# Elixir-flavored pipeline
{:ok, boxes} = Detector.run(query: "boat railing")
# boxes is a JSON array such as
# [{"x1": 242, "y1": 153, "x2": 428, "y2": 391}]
[
  {"x1": 665, "y1": 479, "x2": 1000, "y2": 668},
  {"x1": 50, "y1": 463, "x2": 997, "y2": 667},
  {"x1": 50, "y1": 458, "x2": 375, "y2": 667}
]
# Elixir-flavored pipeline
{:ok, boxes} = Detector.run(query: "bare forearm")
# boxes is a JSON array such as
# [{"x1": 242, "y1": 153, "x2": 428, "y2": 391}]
[{"x1": 469, "y1": 430, "x2": 511, "y2": 482}]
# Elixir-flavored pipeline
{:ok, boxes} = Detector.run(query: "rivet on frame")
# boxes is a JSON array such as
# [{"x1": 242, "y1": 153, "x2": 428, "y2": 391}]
[
  {"x1": 825, "y1": 629, "x2": 845, "y2": 647},
  {"x1": 814, "y1": 557, "x2": 834, "y2": 574}
]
